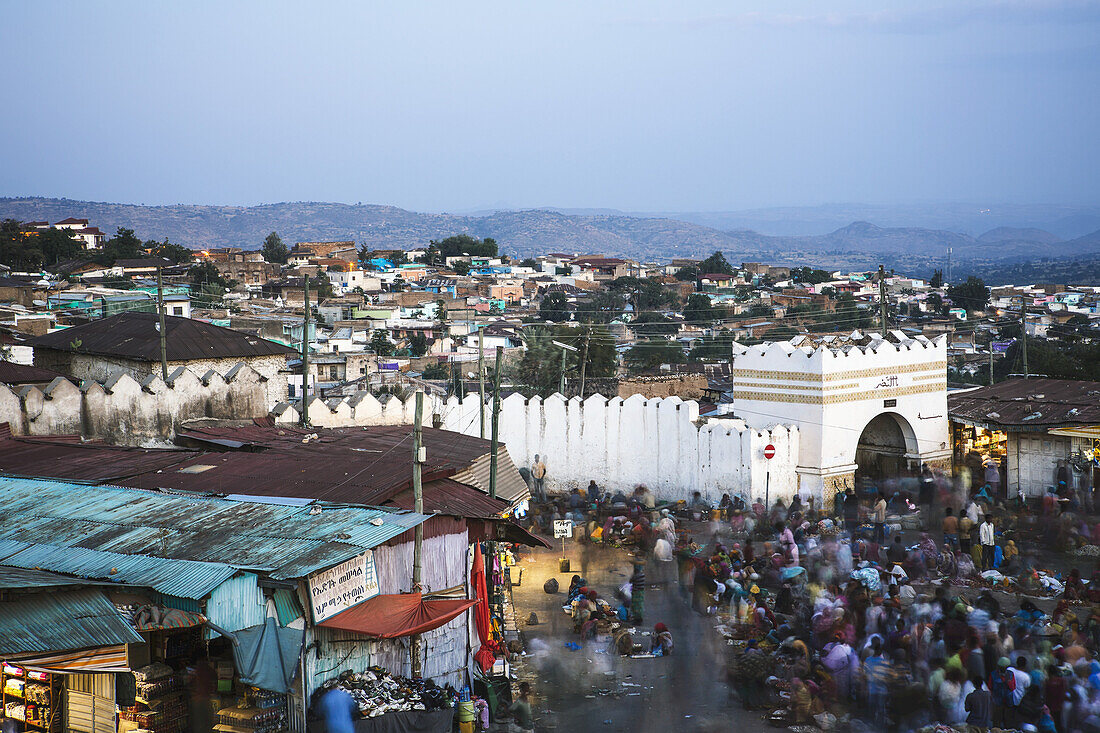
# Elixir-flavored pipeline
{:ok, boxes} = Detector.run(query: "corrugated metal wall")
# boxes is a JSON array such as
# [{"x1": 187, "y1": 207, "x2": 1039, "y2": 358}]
[
  {"x1": 205, "y1": 572, "x2": 266, "y2": 636},
  {"x1": 291, "y1": 529, "x2": 472, "y2": 732},
  {"x1": 66, "y1": 674, "x2": 115, "y2": 700}
]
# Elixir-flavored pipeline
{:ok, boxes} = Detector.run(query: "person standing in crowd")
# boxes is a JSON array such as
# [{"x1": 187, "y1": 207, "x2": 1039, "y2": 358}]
[
  {"x1": 873, "y1": 492, "x2": 888, "y2": 544},
  {"x1": 318, "y1": 686, "x2": 359, "y2": 733},
  {"x1": 842, "y1": 488, "x2": 859, "y2": 535},
  {"x1": 942, "y1": 506, "x2": 959, "y2": 549},
  {"x1": 979, "y1": 516, "x2": 996, "y2": 570},
  {"x1": 531, "y1": 454, "x2": 547, "y2": 503},
  {"x1": 965, "y1": 676, "x2": 992, "y2": 731}
]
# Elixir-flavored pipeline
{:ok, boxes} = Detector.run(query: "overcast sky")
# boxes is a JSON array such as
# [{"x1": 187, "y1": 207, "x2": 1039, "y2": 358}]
[{"x1": 2, "y1": 1, "x2": 1098, "y2": 212}]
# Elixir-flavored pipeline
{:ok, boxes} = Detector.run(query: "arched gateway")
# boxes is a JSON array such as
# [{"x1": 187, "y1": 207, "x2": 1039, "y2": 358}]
[{"x1": 723, "y1": 331, "x2": 951, "y2": 509}]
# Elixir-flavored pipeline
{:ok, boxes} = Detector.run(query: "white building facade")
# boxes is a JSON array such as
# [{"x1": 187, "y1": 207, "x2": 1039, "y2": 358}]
[{"x1": 722, "y1": 331, "x2": 951, "y2": 508}]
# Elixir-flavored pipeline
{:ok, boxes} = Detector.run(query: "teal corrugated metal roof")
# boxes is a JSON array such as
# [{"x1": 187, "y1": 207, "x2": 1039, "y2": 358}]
[
  {"x1": 0, "y1": 589, "x2": 144, "y2": 655},
  {"x1": 0, "y1": 566, "x2": 115, "y2": 590},
  {"x1": 0, "y1": 542, "x2": 236, "y2": 600},
  {"x1": 0, "y1": 477, "x2": 429, "y2": 590}
]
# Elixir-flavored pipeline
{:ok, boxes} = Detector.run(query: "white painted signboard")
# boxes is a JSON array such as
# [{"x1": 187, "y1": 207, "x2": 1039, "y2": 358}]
[
  {"x1": 553, "y1": 520, "x2": 573, "y2": 539},
  {"x1": 308, "y1": 552, "x2": 379, "y2": 622}
]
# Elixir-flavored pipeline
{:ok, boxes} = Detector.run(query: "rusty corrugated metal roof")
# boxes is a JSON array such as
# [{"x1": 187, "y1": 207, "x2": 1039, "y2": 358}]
[
  {"x1": 386, "y1": 479, "x2": 510, "y2": 518},
  {"x1": 948, "y1": 378, "x2": 1100, "y2": 430}
]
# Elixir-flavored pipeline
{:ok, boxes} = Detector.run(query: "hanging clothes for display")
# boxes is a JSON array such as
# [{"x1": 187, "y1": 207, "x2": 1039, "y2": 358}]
[{"x1": 471, "y1": 544, "x2": 498, "y2": 673}]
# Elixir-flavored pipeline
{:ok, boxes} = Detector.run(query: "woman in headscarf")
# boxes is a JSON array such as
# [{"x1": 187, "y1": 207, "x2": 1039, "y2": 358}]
[
  {"x1": 788, "y1": 678, "x2": 813, "y2": 724},
  {"x1": 938, "y1": 544, "x2": 958, "y2": 578},
  {"x1": 919, "y1": 532, "x2": 939, "y2": 568},
  {"x1": 1002, "y1": 539, "x2": 1020, "y2": 574},
  {"x1": 787, "y1": 637, "x2": 811, "y2": 679},
  {"x1": 650, "y1": 623, "x2": 674, "y2": 656}
]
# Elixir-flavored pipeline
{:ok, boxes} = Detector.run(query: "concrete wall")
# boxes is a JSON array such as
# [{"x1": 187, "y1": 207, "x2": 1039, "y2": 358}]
[
  {"x1": 0, "y1": 363, "x2": 270, "y2": 445},
  {"x1": 33, "y1": 350, "x2": 289, "y2": 410},
  {"x1": 273, "y1": 391, "x2": 801, "y2": 505}
]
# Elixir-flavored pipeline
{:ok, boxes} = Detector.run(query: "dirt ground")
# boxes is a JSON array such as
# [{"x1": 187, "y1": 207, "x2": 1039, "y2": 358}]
[{"x1": 504, "y1": 539, "x2": 775, "y2": 733}]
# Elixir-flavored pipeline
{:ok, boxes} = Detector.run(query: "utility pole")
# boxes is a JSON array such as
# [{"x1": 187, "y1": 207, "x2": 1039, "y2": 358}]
[
  {"x1": 489, "y1": 346, "x2": 503, "y2": 500},
  {"x1": 156, "y1": 265, "x2": 168, "y2": 380},
  {"x1": 989, "y1": 343, "x2": 994, "y2": 386},
  {"x1": 578, "y1": 329, "x2": 590, "y2": 399},
  {"x1": 410, "y1": 391, "x2": 424, "y2": 678},
  {"x1": 478, "y1": 327, "x2": 485, "y2": 439},
  {"x1": 300, "y1": 277, "x2": 310, "y2": 426},
  {"x1": 1020, "y1": 296, "x2": 1029, "y2": 379},
  {"x1": 878, "y1": 264, "x2": 888, "y2": 334},
  {"x1": 559, "y1": 347, "x2": 567, "y2": 396}
]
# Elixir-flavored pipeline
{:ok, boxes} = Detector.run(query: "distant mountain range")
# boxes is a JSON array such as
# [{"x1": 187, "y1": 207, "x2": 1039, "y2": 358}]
[{"x1": 2, "y1": 197, "x2": 1099, "y2": 278}]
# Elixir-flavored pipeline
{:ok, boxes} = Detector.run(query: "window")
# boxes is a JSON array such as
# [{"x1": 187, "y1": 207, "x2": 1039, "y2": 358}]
[
  {"x1": 172, "y1": 307, "x2": 183, "y2": 316},
  {"x1": 330, "y1": 366, "x2": 339, "y2": 380},
  {"x1": 288, "y1": 384, "x2": 296, "y2": 398}
]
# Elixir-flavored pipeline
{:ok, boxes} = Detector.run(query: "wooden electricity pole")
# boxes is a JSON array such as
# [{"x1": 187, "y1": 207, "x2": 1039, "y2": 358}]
[
  {"x1": 578, "y1": 329, "x2": 590, "y2": 399},
  {"x1": 478, "y1": 328, "x2": 485, "y2": 439},
  {"x1": 1020, "y1": 297, "x2": 1029, "y2": 379},
  {"x1": 489, "y1": 346, "x2": 503, "y2": 500},
  {"x1": 156, "y1": 265, "x2": 168, "y2": 380},
  {"x1": 300, "y1": 277, "x2": 310, "y2": 426},
  {"x1": 410, "y1": 391, "x2": 424, "y2": 677},
  {"x1": 878, "y1": 264, "x2": 888, "y2": 334}
]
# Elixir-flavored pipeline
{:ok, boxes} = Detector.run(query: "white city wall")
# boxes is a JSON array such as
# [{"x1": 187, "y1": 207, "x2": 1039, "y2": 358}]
[{"x1": 273, "y1": 391, "x2": 801, "y2": 505}]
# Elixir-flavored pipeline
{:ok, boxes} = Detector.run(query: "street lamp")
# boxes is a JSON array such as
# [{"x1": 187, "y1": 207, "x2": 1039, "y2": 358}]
[{"x1": 551, "y1": 340, "x2": 578, "y2": 396}]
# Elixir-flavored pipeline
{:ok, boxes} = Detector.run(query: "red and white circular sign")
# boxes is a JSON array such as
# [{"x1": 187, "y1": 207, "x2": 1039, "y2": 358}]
[{"x1": 763, "y1": 444, "x2": 776, "y2": 460}]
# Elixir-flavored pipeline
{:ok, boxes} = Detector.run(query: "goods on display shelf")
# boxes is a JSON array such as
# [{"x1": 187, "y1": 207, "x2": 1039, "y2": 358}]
[
  {"x1": 122, "y1": 663, "x2": 188, "y2": 733},
  {"x1": 318, "y1": 668, "x2": 457, "y2": 719},
  {"x1": 1, "y1": 664, "x2": 62, "y2": 732},
  {"x1": 213, "y1": 698, "x2": 287, "y2": 733}
]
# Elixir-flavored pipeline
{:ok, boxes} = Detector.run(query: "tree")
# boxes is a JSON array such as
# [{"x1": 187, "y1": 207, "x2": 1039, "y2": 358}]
[
  {"x1": 674, "y1": 265, "x2": 699, "y2": 282},
  {"x1": 408, "y1": 332, "x2": 429, "y2": 357},
  {"x1": 519, "y1": 258, "x2": 538, "y2": 269},
  {"x1": 683, "y1": 293, "x2": 718, "y2": 326},
  {"x1": 452, "y1": 261, "x2": 471, "y2": 276},
  {"x1": 538, "y1": 291, "x2": 571, "y2": 322},
  {"x1": 576, "y1": 290, "x2": 624, "y2": 324},
  {"x1": 512, "y1": 325, "x2": 617, "y2": 396},
  {"x1": 425, "y1": 234, "x2": 498, "y2": 264},
  {"x1": 421, "y1": 362, "x2": 449, "y2": 380},
  {"x1": 93, "y1": 227, "x2": 145, "y2": 265},
  {"x1": 698, "y1": 251, "x2": 735, "y2": 276},
  {"x1": 189, "y1": 261, "x2": 231, "y2": 303},
  {"x1": 0, "y1": 220, "x2": 42, "y2": 270},
  {"x1": 689, "y1": 330, "x2": 735, "y2": 361},
  {"x1": 608, "y1": 276, "x2": 678, "y2": 312},
  {"x1": 947, "y1": 276, "x2": 989, "y2": 312},
  {"x1": 748, "y1": 303, "x2": 773, "y2": 318},
  {"x1": 929, "y1": 269, "x2": 943, "y2": 289},
  {"x1": 38, "y1": 227, "x2": 85, "y2": 267},
  {"x1": 262, "y1": 232, "x2": 288, "y2": 264},
  {"x1": 369, "y1": 330, "x2": 396, "y2": 357},
  {"x1": 791, "y1": 267, "x2": 832, "y2": 285},
  {"x1": 310, "y1": 275, "x2": 334, "y2": 301},
  {"x1": 150, "y1": 239, "x2": 194, "y2": 264},
  {"x1": 624, "y1": 339, "x2": 685, "y2": 373},
  {"x1": 630, "y1": 311, "x2": 679, "y2": 337}
]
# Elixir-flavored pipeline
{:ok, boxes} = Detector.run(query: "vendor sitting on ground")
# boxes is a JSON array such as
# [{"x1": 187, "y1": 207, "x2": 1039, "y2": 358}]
[{"x1": 650, "y1": 623, "x2": 674, "y2": 656}]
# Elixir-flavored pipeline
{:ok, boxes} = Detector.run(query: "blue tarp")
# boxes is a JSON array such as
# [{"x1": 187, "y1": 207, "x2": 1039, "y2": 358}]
[{"x1": 232, "y1": 618, "x2": 304, "y2": 694}]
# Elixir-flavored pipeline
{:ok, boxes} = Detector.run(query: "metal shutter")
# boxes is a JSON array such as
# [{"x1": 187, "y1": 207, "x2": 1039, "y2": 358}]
[{"x1": 65, "y1": 690, "x2": 114, "y2": 733}]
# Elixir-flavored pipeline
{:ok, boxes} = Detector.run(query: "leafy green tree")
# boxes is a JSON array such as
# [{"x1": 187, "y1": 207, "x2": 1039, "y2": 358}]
[
  {"x1": 0, "y1": 220, "x2": 43, "y2": 270},
  {"x1": 995, "y1": 338, "x2": 1100, "y2": 381},
  {"x1": 929, "y1": 269, "x2": 943, "y2": 289},
  {"x1": 538, "y1": 291, "x2": 571, "y2": 322},
  {"x1": 748, "y1": 303, "x2": 773, "y2": 318},
  {"x1": 576, "y1": 290, "x2": 624, "y2": 324},
  {"x1": 189, "y1": 261, "x2": 231, "y2": 303},
  {"x1": 947, "y1": 276, "x2": 989, "y2": 312},
  {"x1": 421, "y1": 362, "x2": 449, "y2": 380},
  {"x1": 451, "y1": 260, "x2": 471, "y2": 276},
  {"x1": 262, "y1": 232, "x2": 288, "y2": 264},
  {"x1": 683, "y1": 293, "x2": 718, "y2": 326},
  {"x1": 513, "y1": 325, "x2": 617, "y2": 396},
  {"x1": 93, "y1": 227, "x2": 145, "y2": 265},
  {"x1": 38, "y1": 227, "x2": 85, "y2": 266},
  {"x1": 408, "y1": 332, "x2": 429, "y2": 357},
  {"x1": 310, "y1": 275, "x2": 334, "y2": 301},
  {"x1": 688, "y1": 330, "x2": 735, "y2": 361},
  {"x1": 698, "y1": 251, "x2": 735, "y2": 276},
  {"x1": 790, "y1": 267, "x2": 832, "y2": 285},
  {"x1": 425, "y1": 235, "x2": 498, "y2": 263},
  {"x1": 631, "y1": 311, "x2": 679, "y2": 337},
  {"x1": 150, "y1": 239, "x2": 194, "y2": 264},
  {"x1": 608, "y1": 276, "x2": 678, "y2": 312},
  {"x1": 519, "y1": 258, "x2": 538, "y2": 268},
  {"x1": 369, "y1": 330, "x2": 396, "y2": 356},
  {"x1": 624, "y1": 339, "x2": 685, "y2": 372},
  {"x1": 674, "y1": 265, "x2": 699, "y2": 282}
]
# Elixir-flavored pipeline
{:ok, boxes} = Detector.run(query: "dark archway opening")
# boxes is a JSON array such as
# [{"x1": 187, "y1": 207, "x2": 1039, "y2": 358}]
[{"x1": 855, "y1": 413, "x2": 913, "y2": 484}]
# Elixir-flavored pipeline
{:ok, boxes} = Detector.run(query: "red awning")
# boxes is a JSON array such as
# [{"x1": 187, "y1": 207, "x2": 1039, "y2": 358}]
[{"x1": 318, "y1": 593, "x2": 477, "y2": 639}]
